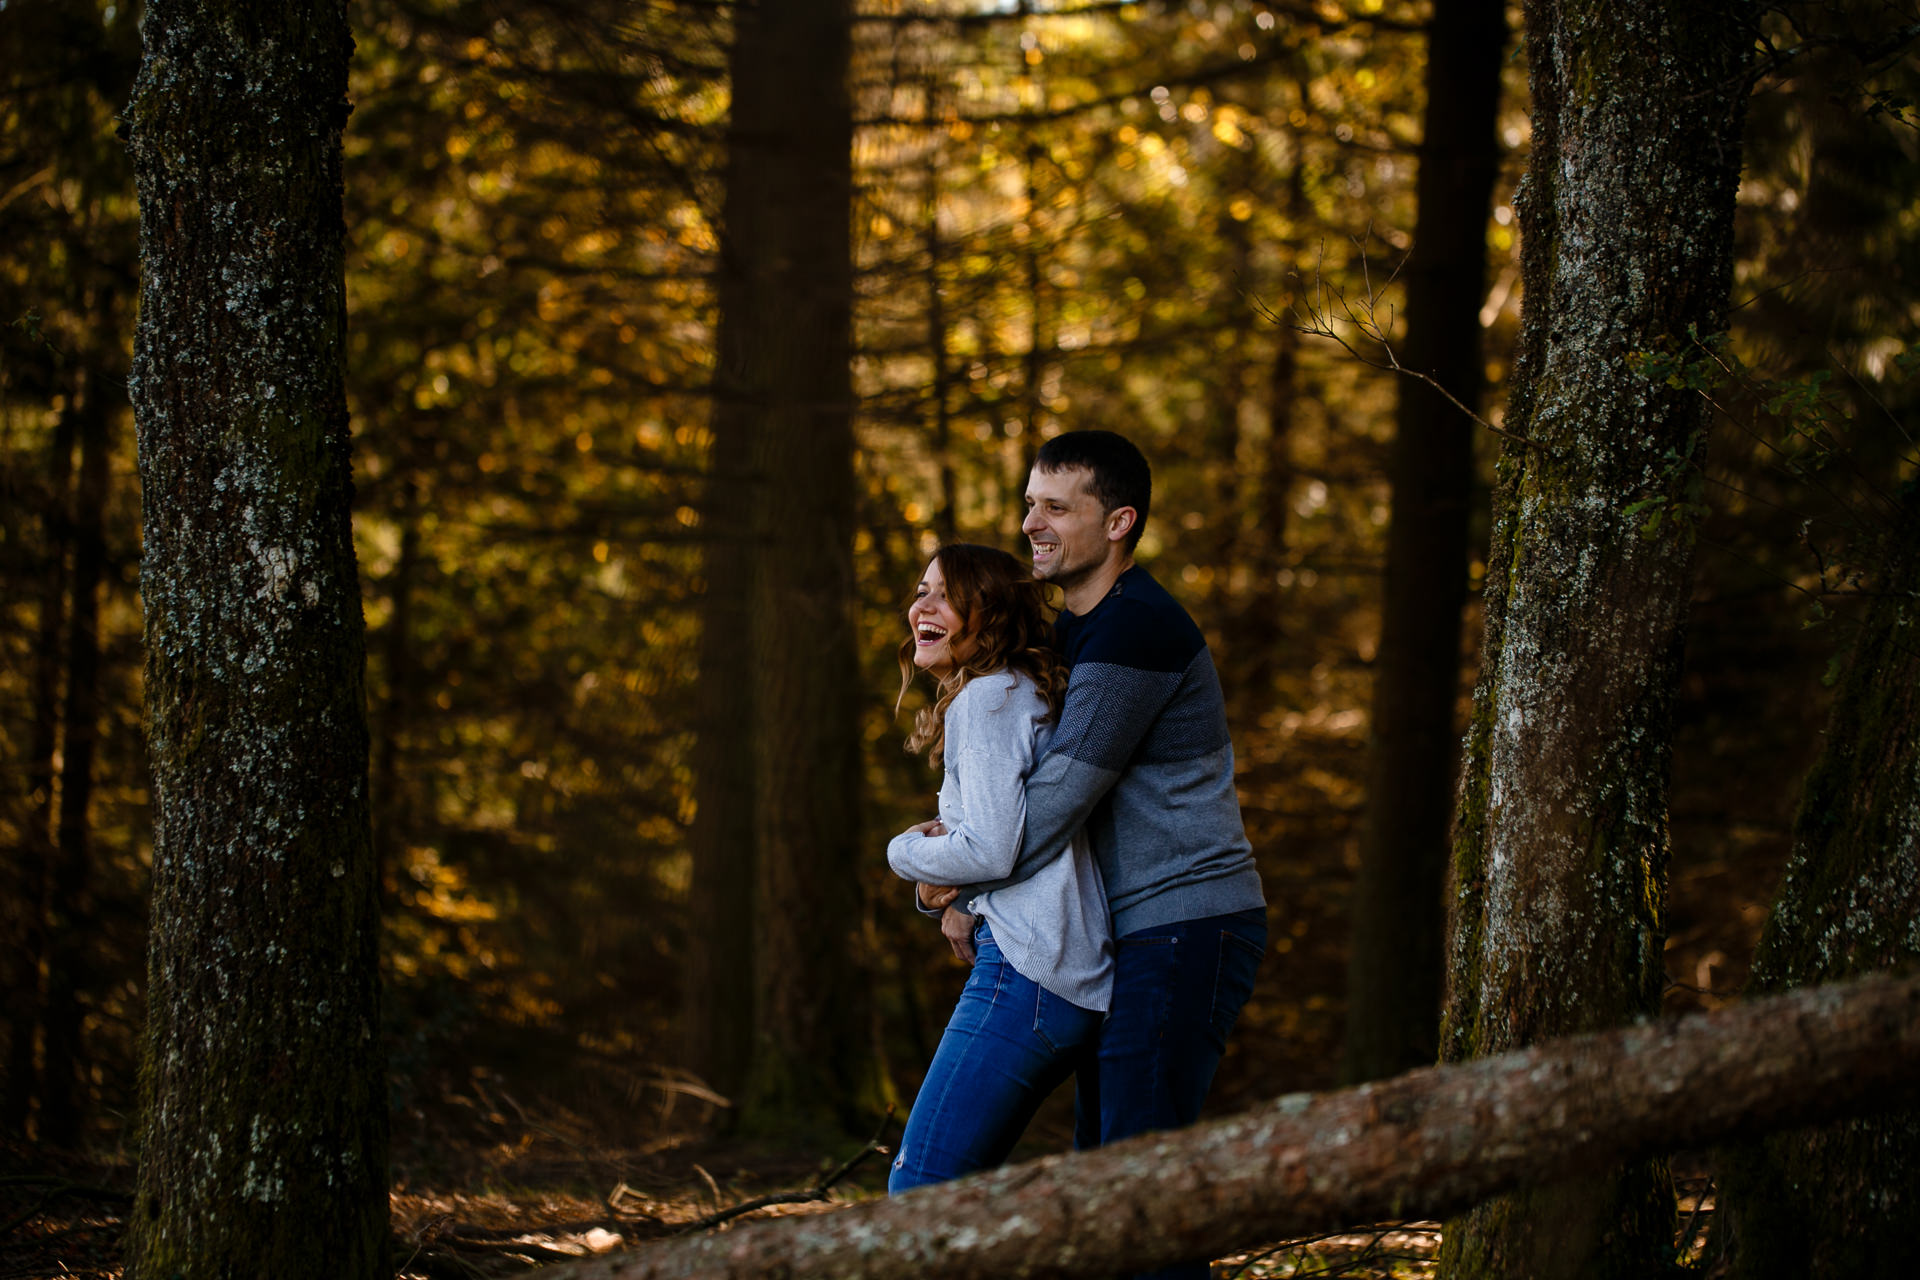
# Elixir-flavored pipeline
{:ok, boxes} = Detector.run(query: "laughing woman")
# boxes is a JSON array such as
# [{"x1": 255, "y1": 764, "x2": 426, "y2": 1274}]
[{"x1": 885, "y1": 543, "x2": 1112, "y2": 1194}]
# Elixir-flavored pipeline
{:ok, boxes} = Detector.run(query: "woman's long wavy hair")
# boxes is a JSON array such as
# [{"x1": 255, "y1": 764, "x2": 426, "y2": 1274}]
[{"x1": 896, "y1": 543, "x2": 1065, "y2": 766}]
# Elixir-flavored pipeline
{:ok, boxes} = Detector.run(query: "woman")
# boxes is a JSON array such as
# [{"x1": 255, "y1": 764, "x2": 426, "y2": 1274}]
[{"x1": 885, "y1": 543, "x2": 1112, "y2": 1194}]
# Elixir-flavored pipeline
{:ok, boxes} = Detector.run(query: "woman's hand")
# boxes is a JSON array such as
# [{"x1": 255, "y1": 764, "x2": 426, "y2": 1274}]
[
  {"x1": 940, "y1": 906, "x2": 977, "y2": 964},
  {"x1": 906, "y1": 819, "x2": 948, "y2": 838}
]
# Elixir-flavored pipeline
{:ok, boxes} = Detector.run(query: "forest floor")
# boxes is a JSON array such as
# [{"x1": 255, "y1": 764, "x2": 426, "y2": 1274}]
[{"x1": 1, "y1": 1098, "x2": 1724, "y2": 1280}]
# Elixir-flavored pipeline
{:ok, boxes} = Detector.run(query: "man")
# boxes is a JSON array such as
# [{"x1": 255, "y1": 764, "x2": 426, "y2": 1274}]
[{"x1": 919, "y1": 430, "x2": 1266, "y2": 1279}]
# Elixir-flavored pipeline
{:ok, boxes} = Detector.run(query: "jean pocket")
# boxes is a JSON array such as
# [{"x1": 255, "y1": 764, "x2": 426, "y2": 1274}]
[
  {"x1": 1032, "y1": 985, "x2": 1102, "y2": 1056},
  {"x1": 1104, "y1": 934, "x2": 1182, "y2": 1059},
  {"x1": 1208, "y1": 928, "x2": 1264, "y2": 1049}
]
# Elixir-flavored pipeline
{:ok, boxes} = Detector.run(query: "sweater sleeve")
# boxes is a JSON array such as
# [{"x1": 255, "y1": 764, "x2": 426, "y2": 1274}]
[{"x1": 887, "y1": 680, "x2": 1037, "y2": 885}]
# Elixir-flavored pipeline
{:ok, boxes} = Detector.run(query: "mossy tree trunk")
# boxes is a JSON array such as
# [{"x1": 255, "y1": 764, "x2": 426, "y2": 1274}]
[
  {"x1": 1436, "y1": 1, "x2": 1756, "y2": 1274},
  {"x1": 1712, "y1": 487, "x2": 1920, "y2": 1277},
  {"x1": 1342, "y1": 0, "x2": 1506, "y2": 1085},
  {"x1": 686, "y1": 0, "x2": 873, "y2": 1136},
  {"x1": 122, "y1": 2, "x2": 388, "y2": 1277}
]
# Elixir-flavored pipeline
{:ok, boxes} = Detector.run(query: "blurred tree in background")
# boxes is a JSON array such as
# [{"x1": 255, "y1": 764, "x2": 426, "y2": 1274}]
[
  {"x1": 1340, "y1": 0, "x2": 1505, "y2": 1086},
  {"x1": 1, "y1": 0, "x2": 1916, "y2": 1243},
  {"x1": 0, "y1": 0, "x2": 145, "y2": 1149}
]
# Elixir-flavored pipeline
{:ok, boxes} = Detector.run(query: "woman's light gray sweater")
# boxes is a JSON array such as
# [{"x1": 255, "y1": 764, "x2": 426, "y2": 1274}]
[{"x1": 887, "y1": 671, "x2": 1113, "y2": 1012}]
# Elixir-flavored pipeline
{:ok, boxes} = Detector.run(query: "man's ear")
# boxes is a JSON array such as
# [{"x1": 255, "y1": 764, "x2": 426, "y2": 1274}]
[{"x1": 1106, "y1": 506, "x2": 1137, "y2": 543}]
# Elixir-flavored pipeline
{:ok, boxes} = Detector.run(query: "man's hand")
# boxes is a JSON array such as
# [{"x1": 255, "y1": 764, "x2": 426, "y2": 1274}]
[
  {"x1": 940, "y1": 906, "x2": 977, "y2": 964},
  {"x1": 917, "y1": 881, "x2": 960, "y2": 911},
  {"x1": 906, "y1": 819, "x2": 947, "y2": 838}
]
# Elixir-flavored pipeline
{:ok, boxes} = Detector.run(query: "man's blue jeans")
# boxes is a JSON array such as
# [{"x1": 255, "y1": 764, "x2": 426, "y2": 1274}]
[
  {"x1": 1074, "y1": 907, "x2": 1267, "y2": 1279},
  {"x1": 889, "y1": 920, "x2": 1104, "y2": 1194}
]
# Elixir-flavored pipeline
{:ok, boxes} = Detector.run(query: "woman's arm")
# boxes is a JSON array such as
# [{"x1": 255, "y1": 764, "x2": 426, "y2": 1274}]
[
  {"x1": 887, "y1": 741, "x2": 1031, "y2": 882},
  {"x1": 886, "y1": 680, "x2": 1036, "y2": 885}
]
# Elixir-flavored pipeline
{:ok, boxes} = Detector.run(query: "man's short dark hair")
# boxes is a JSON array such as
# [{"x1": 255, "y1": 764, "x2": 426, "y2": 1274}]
[{"x1": 1034, "y1": 430, "x2": 1152, "y2": 552}]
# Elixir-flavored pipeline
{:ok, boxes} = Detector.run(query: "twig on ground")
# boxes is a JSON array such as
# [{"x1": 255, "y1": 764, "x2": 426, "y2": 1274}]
[
  {"x1": 672, "y1": 1108, "x2": 896, "y2": 1236},
  {"x1": 447, "y1": 1219, "x2": 653, "y2": 1243},
  {"x1": 1219, "y1": 1221, "x2": 1440, "y2": 1279},
  {"x1": 1674, "y1": 1177, "x2": 1713, "y2": 1265},
  {"x1": 401, "y1": 1219, "x2": 641, "y2": 1278}
]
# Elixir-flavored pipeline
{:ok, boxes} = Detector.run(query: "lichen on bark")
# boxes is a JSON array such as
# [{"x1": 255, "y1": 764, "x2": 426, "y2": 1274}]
[{"x1": 122, "y1": 2, "x2": 388, "y2": 1278}]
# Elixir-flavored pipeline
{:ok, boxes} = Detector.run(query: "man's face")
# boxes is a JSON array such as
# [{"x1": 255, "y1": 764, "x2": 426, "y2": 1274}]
[{"x1": 1022, "y1": 465, "x2": 1122, "y2": 590}]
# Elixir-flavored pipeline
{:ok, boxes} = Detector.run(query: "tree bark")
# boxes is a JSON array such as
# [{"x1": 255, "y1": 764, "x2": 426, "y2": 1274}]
[
  {"x1": 1712, "y1": 488, "x2": 1920, "y2": 1277},
  {"x1": 685, "y1": 0, "x2": 873, "y2": 1135},
  {"x1": 683, "y1": 417, "x2": 758, "y2": 1106},
  {"x1": 541, "y1": 971, "x2": 1920, "y2": 1280},
  {"x1": 5, "y1": 396, "x2": 75, "y2": 1138},
  {"x1": 370, "y1": 471, "x2": 421, "y2": 907},
  {"x1": 122, "y1": 2, "x2": 388, "y2": 1277},
  {"x1": 40, "y1": 357, "x2": 118, "y2": 1146},
  {"x1": 1438, "y1": 1, "x2": 1757, "y2": 1273},
  {"x1": 1342, "y1": 0, "x2": 1506, "y2": 1085},
  {"x1": 925, "y1": 154, "x2": 959, "y2": 545},
  {"x1": 1229, "y1": 125, "x2": 1307, "y2": 717},
  {"x1": 739, "y1": 0, "x2": 872, "y2": 1135}
]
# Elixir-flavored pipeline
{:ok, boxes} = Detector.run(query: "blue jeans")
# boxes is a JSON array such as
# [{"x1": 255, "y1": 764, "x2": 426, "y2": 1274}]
[
  {"x1": 1074, "y1": 907, "x2": 1267, "y2": 1279},
  {"x1": 890, "y1": 920, "x2": 1104, "y2": 1194}
]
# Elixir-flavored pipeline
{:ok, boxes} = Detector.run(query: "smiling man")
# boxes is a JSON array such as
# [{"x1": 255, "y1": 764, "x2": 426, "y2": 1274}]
[{"x1": 917, "y1": 430, "x2": 1267, "y2": 1280}]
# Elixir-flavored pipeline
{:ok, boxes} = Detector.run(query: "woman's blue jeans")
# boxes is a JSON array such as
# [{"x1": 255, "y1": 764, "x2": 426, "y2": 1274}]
[
  {"x1": 889, "y1": 920, "x2": 1103, "y2": 1194},
  {"x1": 1074, "y1": 907, "x2": 1267, "y2": 1280}
]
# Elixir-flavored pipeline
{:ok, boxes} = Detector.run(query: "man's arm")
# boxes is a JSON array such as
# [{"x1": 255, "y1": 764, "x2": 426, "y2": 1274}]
[{"x1": 949, "y1": 657, "x2": 1183, "y2": 897}]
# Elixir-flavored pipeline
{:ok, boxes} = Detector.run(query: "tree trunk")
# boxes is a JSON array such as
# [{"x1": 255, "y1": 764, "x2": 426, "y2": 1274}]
[
  {"x1": 1437, "y1": 1, "x2": 1756, "y2": 1274},
  {"x1": 1230, "y1": 136, "x2": 1307, "y2": 717},
  {"x1": 683, "y1": 0, "x2": 778, "y2": 1115},
  {"x1": 4, "y1": 397, "x2": 75, "y2": 1137},
  {"x1": 40, "y1": 357, "x2": 117, "y2": 1146},
  {"x1": 545, "y1": 971, "x2": 1920, "y2": 1280},
  {"x1": 1712, "y1": 489, "x2": 1920, "y2": 1277},
  {"x1": 738, "y1": 0, "x2": 871, "y2": 1135},
  {"x1": 682, "y1": 418, "x2": 758, "y2": 1106},
  {"x1": 925, "y1": 155, "x2": 958, "y2": 545},
  {"x1": 122, "y1": 2, "x2": 388, "y2": 1276},
  {"x1": 682, "y1": 30, "x2": 769, "y2": 1095},
  {"x1": 370, "y1": 471, "x2": 421, "y2": 907},
  {"x1": 1020, "y1": 142, "x2": 1047, "y2": 483},
  {"x1": 1341, "y1": 0, "x2": 1506, "y2": 1086},
  {"x1": 686, "y1": 0, "x2": 872, "y2": 1135}
]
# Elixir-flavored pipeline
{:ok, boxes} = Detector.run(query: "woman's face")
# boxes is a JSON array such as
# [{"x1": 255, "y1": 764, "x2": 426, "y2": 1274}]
[{"x1": 908, "y1": 556, "x2": 971, "y2": 677}]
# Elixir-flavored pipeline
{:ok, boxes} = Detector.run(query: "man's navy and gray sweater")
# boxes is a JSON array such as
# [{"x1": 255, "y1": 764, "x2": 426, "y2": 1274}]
[{"x1": 971, "y1": 565, "x2": 1265, "y2": 935}]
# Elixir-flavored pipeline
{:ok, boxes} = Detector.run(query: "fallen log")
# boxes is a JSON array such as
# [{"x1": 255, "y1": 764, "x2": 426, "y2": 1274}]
[{"x1": 547, "y1": 970, "x2": 1920, "y2": 1280}]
